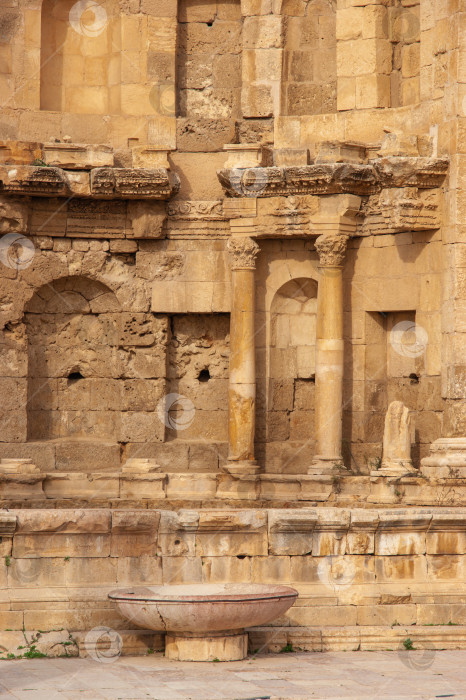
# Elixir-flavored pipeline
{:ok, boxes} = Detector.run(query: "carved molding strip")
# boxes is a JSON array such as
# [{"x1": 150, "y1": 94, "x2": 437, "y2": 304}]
[{"x1": 167, "y1": 201, "x2": 224, "y2": 220}]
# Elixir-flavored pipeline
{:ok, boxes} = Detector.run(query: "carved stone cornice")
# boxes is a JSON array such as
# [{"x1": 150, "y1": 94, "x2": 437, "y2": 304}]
[
  {"x1": 227, "y1": 236, "x2": 260, "y2": 270},
  {"x1": 0, "y1": 165, "x2": 180, "y2": 200},
  {"x1": 0, "y1": 166, "x2": 68, "y2": 196},
  {"x1": 217, "y1": 157, "x2": 449, "y2": 199},
  {"x1": 314, "y1": 234, "x2": 349, "y2": 267},
  {"x1": 92, "y1": 168, "x2": 180, "y2": 199}
]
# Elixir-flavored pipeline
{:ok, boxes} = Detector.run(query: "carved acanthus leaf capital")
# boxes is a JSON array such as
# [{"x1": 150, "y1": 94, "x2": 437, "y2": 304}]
[
  {"x1": 227, "y1": 236, "x2": 259, "y2": 270},
  {"x1": 315, "y1": 234, "x2": 349, "y2": 267}
]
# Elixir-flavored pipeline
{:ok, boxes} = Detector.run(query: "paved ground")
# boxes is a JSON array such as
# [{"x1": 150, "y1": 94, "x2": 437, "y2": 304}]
[{"x1": 0, "y1": 650, "x2": 465, "y2": 699}]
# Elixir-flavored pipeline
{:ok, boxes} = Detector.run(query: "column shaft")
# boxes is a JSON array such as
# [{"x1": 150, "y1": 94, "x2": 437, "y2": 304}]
[
  {"x1": 309, "y1": 234, "x2": 348, "y2": 475},
  {"x1": 315, "y1": 266, "x2": 344, "y2": 461},
  {"x1": 225, "y1": 237, "x2": 260, "y2": 476}
]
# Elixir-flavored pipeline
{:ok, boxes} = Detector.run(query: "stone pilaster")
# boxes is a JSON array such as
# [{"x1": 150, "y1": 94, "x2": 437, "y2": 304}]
[
  {"x1": 224, "y1": 236, "x2": 261, "y2": 476},
  {"x1": 309, "y1": 233, "x2": 348, "y2": 475}
]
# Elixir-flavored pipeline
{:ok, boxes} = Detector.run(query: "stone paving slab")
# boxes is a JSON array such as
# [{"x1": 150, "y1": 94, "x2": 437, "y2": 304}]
[{"x1": 0, "y1": 651, "x2": 466, "y2": 699}]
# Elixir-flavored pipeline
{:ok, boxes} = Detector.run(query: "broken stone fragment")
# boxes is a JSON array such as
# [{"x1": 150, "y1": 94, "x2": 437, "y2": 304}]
[
  {"x1": 121, "y1": 458, "x2": 161, "y2": 473},
  {"x1": 0, "y1": 458, "x2": 40, "y2": 474}
]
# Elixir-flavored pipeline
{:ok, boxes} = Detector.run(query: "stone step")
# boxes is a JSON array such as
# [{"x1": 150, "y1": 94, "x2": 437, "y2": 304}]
[{"x1": 249, "y1": 625, "x2": 466, "y2": 653}]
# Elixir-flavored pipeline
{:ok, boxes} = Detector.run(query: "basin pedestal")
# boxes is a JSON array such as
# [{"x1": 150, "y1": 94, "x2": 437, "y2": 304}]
[
  {"x1": 165, "y1": 629, "x2": 248, "y2": 661},
  {"x1": 108, "y1": 583, "x2": 298, "y2": 662}
]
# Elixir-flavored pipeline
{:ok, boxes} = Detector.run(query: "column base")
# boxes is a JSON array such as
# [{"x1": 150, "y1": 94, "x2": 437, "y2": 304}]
[
  {"x1": 371, "y1": 460, "x2": 415, "y2": 478},
  {"x1": 307, "y1": 456, "x2": 348, "y2": 476},
  {"x1": 165, "y1": 630, "x2": 248, "y2": 662},
  {"x1": 421, "y1": 438, "x2": 466, "y2": 478},
  {"x1": 222, "y1": 460, "x2": 262, "y2": 476}
]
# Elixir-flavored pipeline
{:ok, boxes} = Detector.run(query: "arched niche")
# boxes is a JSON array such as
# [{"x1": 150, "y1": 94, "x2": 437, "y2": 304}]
[
  {"x1": 270, "y1": 277, "x2": 318, "y2": 381},
  {"x1": 24, "y1": 276, "x2": 121, "y2": 441}
]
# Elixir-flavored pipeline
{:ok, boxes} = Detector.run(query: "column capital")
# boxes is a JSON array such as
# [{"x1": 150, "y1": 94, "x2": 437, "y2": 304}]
[
  {"x1": 314, "y1": 233, "x2": 349, "y2": 267},
  {"x1": 227, "y1": 236, "x2": 260, "y2": 270}
]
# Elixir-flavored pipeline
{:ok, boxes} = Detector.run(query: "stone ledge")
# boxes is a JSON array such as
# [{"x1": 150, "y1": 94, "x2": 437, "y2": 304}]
[
  {"x1": 8, "y1": 471, "x2": 466, "y2": 508},
  {"x1": 248, "y1": 625, "x2": 466, "y2": 653}
]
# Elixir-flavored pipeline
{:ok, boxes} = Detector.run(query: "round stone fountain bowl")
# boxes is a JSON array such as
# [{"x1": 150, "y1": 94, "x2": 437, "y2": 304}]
[{"x1": 108, "y1": 583, "x2": 298, "y2": 661}]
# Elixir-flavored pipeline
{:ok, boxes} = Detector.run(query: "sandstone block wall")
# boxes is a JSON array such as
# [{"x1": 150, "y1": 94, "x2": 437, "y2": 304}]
[{"x1": 2, "y1": 508, "x2": 466, "y2": 637}]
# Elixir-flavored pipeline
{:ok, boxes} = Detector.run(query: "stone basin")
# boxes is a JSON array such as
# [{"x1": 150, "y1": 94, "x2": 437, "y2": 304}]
[{"x1": 108, "y1": 583, "x2": 298, "y2": 661}]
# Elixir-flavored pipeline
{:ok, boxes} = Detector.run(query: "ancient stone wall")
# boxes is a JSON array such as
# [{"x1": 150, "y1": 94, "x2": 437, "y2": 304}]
[{"x1": 2, "y1": 507, "x2": 466, "y2": 652}]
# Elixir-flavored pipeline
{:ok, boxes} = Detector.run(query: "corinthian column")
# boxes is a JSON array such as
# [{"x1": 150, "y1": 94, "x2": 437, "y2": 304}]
[
  {"x1": 224, "y1": 236, "x2": 261, "y2": 476},
  {"x1": 309, "y1": 233, "x2": 348, "y2": 475}
]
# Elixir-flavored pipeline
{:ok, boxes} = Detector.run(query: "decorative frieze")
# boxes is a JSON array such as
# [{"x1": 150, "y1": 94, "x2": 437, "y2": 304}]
[{"x1": 167, "y1": 201, "x2": 224, "y2": 220}]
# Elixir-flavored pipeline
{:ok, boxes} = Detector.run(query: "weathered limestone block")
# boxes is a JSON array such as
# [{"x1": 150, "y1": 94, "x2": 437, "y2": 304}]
[
  {"x1": 166, "y1": 474, "x2": 217, "y2": 500},
  {"x1": 116, "y1": 556, "x2": 163, "y2": 585},
  {"x1": 376, "y1": 401, "x2": 415, "y2": 476},
  {"x1": 15, "y1": 509, "x2": 111, "y2": 534},
  {"x1": 200, "y1": 556, "x2": 252, "y2": 583},
  {"x1": 356, "y1": 604, "x2": 417, "y2": 626},
  {"x1": 426, "y1": 555, "x2": 464, "y2": 580},
  {"x1": 268, "y1": 509, "x2": 318, "y2": 555},
  {"x1": 421, "y1": 438, "x2": 466, "y2": 478},
  {"x1": 374, "y1": 555, "x2": 427, "y2": 582},
  {"x1": 347, "y1": 510, "x2": 378, "y2": 555},
  {"x1": 111, "y1": 510, "x2": 159, "y2": 557},
  {"x1": 119, "y1": 474, "x2": 166, "y2": 500},
  {"x1": 313, "y1": 509, "x2": 350, "y2": 556},
  {"x1": 76, "y1": 629, "x2": 164, "y2": 658},
  {"x1": 426, "y1": 513, "x2": 466, "y2": 554},
  {"x1": 0, "y1": 196, "x2": 29, "y2": 233},
  {"x1": 162, "y1": 556, "x2": 203, "y2": 584},
  {"x1": 223, "y1": 144, "x2": 264, "y2": 169},
  {"x1": 54, "y1": 441, "x2": 120, "y2": 472},
  {"x1": 216, "y1": 474, "x2": 259, "y2": 500},
  {"x1": 196, "y1": 510, "x2": 267, "y2": 556},
  {"x1": 375, "y1": 511, "x2": 430, "y2": 556},
  {"x1": 0, "y1": 141, "x2": 43, "y2": 165},
  {"x1": 43, "y1": 473, "x2": 120, "y2": 500},
  {"x1": 43, "y1": 144, "x2": 114, "y2": 170},
  {"x1": 13, "y1": 509, "x2": 111, "y2": 558}
]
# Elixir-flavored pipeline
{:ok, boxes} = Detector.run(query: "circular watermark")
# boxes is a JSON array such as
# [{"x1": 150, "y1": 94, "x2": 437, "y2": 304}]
[
  {"x1": 390, "y1": 321, "x2": 428, "y2": 359},
  {"x1": 382, "y1": 8, "x2": 420, "y2": 44},
  {"x1": 397, "y1": 640, "x2": 436, "y2": 670},
  {"x1": 317, "y1": 556, "x2": 356, "y2": 590},
  {"x1": 157, "y1": 393, "x2": 195, "y2": 431},
  {"x1": 12, "y1": 558, "x2": 40, "y2": 585},
  {"x1": 84, "y1": 626, "x2": 122, "y2": 663},
  {"x1": 149, "y1": 83, "x2": 176, "y2": 117},
  {"x1": 229, "y1": 167, "x2": 269, "y2": 198},
  {"x1": 69, "y1": 0, "x2": 108, "y2": 38},
  {"x1": 0, "y1": 233, "x2": 35, "y2": 270}
]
